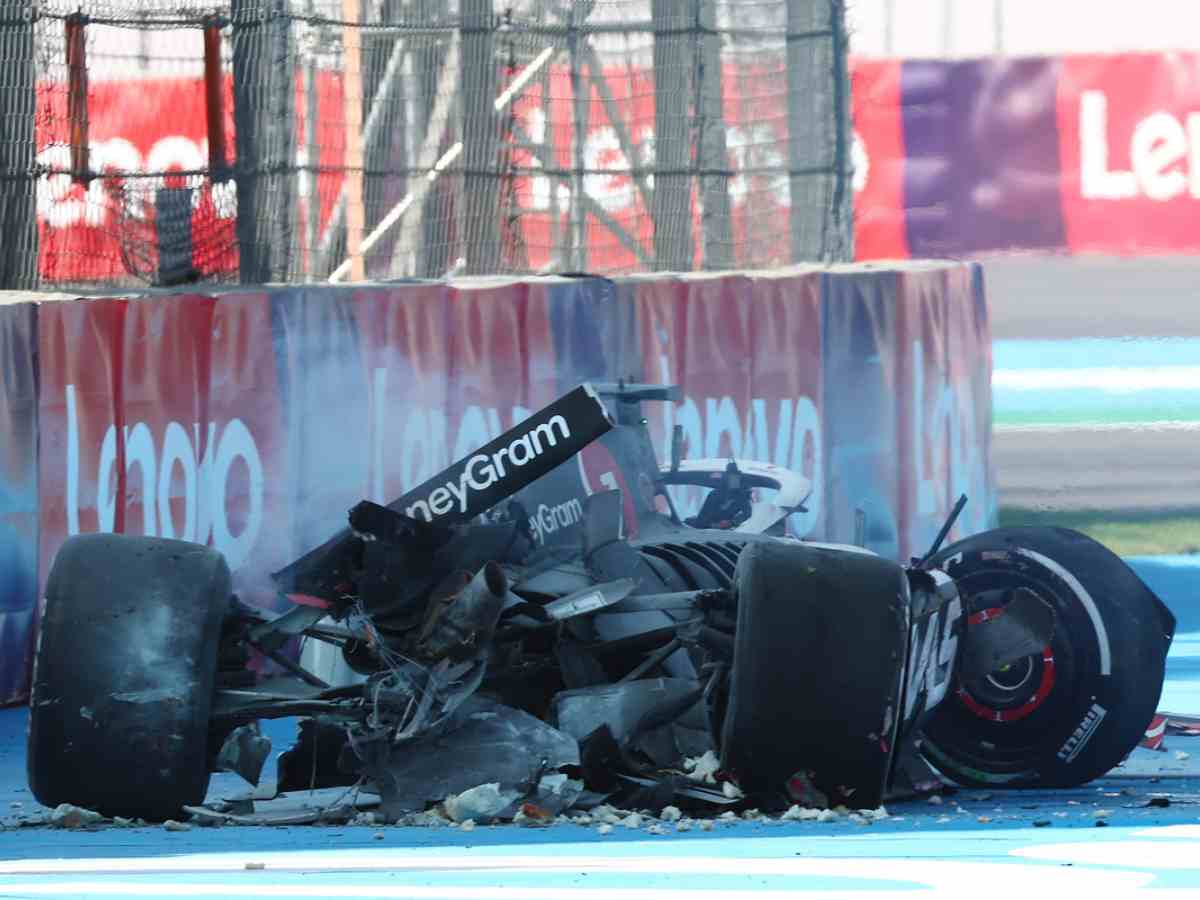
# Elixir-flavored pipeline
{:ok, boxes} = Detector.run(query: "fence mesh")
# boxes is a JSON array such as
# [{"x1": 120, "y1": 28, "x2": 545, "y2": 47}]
[{"x1": 0, "y1": 0, "x2": 852, "y2": 288}]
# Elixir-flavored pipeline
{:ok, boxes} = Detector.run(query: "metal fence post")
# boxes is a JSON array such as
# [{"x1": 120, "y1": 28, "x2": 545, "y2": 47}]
[
  {"x1": 231, "y1": 0, "x2": 297, "y2": 284},
  {"x1": 413, "y1": 0, "x2": 451, "y2": 278},
  {"x1": 786, "y1": 0, "x2": 852, "y2": 263},
  {"x1": 0, "y1": 1, "x2": 38, "y2": 289},
  {"x1": 697, "y1": 0, "x2": 733, "y2": 270},
  {"x1": 363, "y1": 0, "x2": 409, "y2": 276},
  {"x1": 460, "y1": 0, "x2": 501, "y2": 275},
  {"x1": 829, "y1": 0, "x2": 853, "y2": 261},
  {"x1": 568, "y1": 8, "x2": 589, "y2": 272},
  {"x1": 651, "y1": 0, "x2": 693, "y2": 272}
]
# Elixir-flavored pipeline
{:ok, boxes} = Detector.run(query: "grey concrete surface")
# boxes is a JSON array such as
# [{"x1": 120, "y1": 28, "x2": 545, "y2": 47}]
[
  {"x1": 984, "y1": 255, "x2": 1200, "y2": 340},
  {"x1": 994, "y1": 426, "x2": 1200, "y2": 512}
]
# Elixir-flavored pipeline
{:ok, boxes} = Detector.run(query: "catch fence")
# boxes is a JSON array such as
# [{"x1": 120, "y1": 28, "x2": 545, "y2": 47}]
[{"x1": 0, "y1": 0, "x2": 852, "y2": 287}]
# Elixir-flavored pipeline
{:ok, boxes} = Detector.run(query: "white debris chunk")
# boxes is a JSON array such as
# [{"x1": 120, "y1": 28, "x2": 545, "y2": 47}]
[
  {"x1": 936, "y1": 816, "x2": 951, "y2": 823},
  {"x1": 163, "y1": 820, "x2": 192, "y2": 832},
  {"x1": 597, "y1": 823, "x2": 613, "y2": 835},
  {"x1": 699, "y1": 819, "x2": 715, "y2": 831},
  {"x1": 373, "y1": 831, "x2": 386, "y2": 840},
  {"x1": 741, "y1": 808, "x2": 761, "y2": 820},
  {"x1": 513, "y1": 808, "x2": 548, "y2": 828},
  {"x1": 782, "y1": 805, "x2": 820, "y2": 822},
  {"x1": 620, "y1": 812, "x2": 643, "y2": 829},
  {"x1": 409, "y1": 811, "x2": 449, "y2": 828},
  {"x1": 719, "y1": 811, "x2": 738, "y2": 821},
  {"x1": 647, "y1": 824, "x2": 666, "y2": 835},
  {"x1": 1094, "y1": 809, "x2": 1113, "y2": 818},
  {"x1": 977, "y1": 816, "x2": 992, "y2": 824},
  {"x1": 444, "y1": 783, "x2": 519, "y2": 824},
  {"x1": 572, "y1": 815, "x2": 593, "y2": 825},
  {"x1": 460, "y1": 819, "x2": 476, "y2": 832},
  {"x1": 722, "y1": 781, "x2": 744, "y2": 800},
  {"x1": 660, "y1": 806, "x2": 683, "y2": 823},
  {"x1": 675, "y1": 819, "x2": 693, "y2": 832},
  {"x1": 112, "y1": 817, "x2": 134, "y2": 828},
  {"x1": 1177, "y1": 751, "x2": 1191, "y2": 761},
  {"x1": 592, "y1": 805, "x2": 623, "y2": 825},
  {"x1": 684, "y1": 750, "x2": 722, "y2": 784},
  {"x1": 850, "y1": 814, "x2": 870, "y2": 826},
  {"x1": 50, "y1": 804, "x2": 104, "y2": 829},
  {"x1": 862, "y1": 806, "x2": 889, "y2": 821},
  {"x1": 816, "y1": 809, "x2": 839, "y2": 823}
]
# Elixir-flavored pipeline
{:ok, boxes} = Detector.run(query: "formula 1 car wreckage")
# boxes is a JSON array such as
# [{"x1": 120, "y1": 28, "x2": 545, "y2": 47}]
[{"x1": 29, "y1": 384, "x2": 1177, "y2": 823}]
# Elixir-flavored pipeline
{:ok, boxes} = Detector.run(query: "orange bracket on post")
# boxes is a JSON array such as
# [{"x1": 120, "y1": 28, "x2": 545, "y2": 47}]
[
  {"x1": 204, "y1": 18, "x2": 228, "y2": 178},
  {"x1": 65, "y1": 13, "x2": 89, "y2": 184}
]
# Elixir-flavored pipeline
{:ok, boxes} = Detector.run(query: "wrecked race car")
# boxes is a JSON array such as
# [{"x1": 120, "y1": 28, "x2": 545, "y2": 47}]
[{"x1": 28, "y1": 383, "x2": 1177, "y2": 823}]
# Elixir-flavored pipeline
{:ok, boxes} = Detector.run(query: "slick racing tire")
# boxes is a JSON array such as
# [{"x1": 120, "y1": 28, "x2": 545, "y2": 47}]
[
  {"x1": 720, "y1": 541, "x2": 910, "y2": 809},
  {"x1": 921, "y1": 526, "x2": 1176, "y2": 789},
  {"x1": 29, "y1": 534, "x2": 230, "y2": 821}
]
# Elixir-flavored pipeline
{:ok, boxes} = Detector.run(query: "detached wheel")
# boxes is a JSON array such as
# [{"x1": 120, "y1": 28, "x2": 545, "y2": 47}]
[
  {"x1": 29, "y1": 534, "x2": 230, "y2": 820},
  {"x1": 720, "y1": 540, "x2": 910, "y2": 809},
  {"x1": 921, "y1": 527, "x2": 1175, "y2": 788}
]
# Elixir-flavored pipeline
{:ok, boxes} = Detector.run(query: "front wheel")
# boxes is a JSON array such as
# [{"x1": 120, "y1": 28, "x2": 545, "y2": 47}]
[
  {"x1": 920, "y1": 526, "x2": 1175, "y2": 788},
  {"x1": 28, "y1": 534, "x2": 231, "y2": 820}
]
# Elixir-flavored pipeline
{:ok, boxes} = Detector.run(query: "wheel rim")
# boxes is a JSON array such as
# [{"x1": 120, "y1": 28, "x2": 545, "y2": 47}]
[
  {"x1": 921, "y1": 555, "x2": 1095, "y2": 783},
  {"x1": 956, "y1": 606, "x2": 1057, "y2": 723}
]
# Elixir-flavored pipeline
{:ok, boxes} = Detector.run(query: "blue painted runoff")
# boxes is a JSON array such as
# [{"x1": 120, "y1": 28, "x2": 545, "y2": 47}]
[{"x1": 993, "y1": 337, "x2": 1200, "y2": 371}]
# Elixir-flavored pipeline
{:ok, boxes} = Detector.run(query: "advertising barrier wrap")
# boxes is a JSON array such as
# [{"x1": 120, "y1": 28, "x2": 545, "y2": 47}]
[
  {"x1": 895, "y1": 264, "x2": 996, "y2": 557},
  {"x1": 1, "y1": 260, "x2": 993, "y2": 702},
  {"x1": 0, "y1": 304, "x2": 39, "y2": 705},
  {"x1": 634, "y1": 272, "x2": 825, "y2": 538},
  {"x1": 821, "y1": 268, "x2": 905, "y2": 560}
]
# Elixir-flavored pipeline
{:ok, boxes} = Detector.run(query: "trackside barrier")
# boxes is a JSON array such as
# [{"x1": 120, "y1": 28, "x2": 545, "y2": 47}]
[{"x1": 0, "y1": 262, "x2": 995, "y2": 705}]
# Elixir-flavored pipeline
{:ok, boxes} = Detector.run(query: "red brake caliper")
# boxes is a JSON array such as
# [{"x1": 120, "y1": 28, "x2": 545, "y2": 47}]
[{"x1": 957, "y1": 607, "x2": 1056, "y2": 723}]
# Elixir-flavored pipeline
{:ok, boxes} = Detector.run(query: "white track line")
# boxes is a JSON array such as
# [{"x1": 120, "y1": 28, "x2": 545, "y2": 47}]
[
  {"x1": 0, "y1": 849, "x2": 1156, "y2": 893},
  {"x1": 993, "y1": 367, "x2": 1200, "y2": 392},
  {"x1": 994, "y1": 421, "x2": 1200, "y2": 434}
]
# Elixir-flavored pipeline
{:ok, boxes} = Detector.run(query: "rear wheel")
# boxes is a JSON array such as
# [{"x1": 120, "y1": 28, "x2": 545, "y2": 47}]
[
  {"x1": 29, "y1": 533, "x2": 230, "y2": 820},
  {"x1": 720, "y1": 541, "x2": 910, "y2": 809},
  {"x1": 921, "y1": 527, "x2": 1175, "y2": 788}
]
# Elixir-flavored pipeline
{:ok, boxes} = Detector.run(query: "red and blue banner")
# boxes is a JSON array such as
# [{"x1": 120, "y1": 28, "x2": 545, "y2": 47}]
[
  {"x1": 0, "y1": 303, "x2": 39, "y2": 705},
  {"x1": 866, "y1": 51, "x2": 1200, "y2": 258},
  {"x1": 33, "y1": 50, "x2": 1200, "y2": 283}
]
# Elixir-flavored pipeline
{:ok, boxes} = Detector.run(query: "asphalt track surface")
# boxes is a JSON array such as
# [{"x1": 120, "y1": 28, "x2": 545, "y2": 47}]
[
  {"x1": 993, "y1": 427, "x2": 1200, "y2": 512},
  {"x1": 984, "y1": 255, "x2": 1200, "y2": 340},
  {"x1": 986, "y1": 256, "x2": 1200, "y2": 511}
]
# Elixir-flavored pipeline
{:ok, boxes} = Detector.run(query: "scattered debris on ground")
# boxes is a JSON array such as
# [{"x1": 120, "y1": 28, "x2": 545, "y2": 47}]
[{"x1": 49, "y1": 804, "x2": 104, "y2": 829}]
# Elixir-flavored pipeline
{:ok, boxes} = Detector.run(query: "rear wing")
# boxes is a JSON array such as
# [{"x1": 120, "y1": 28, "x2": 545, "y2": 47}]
[
  {"x1": 272, "y1": 384, "x2": 614, "y2": 598},
  {"x1": 386, "y1": 383, "x2": 614, "y2": 528}
]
